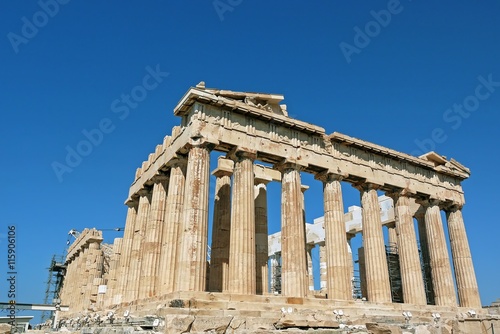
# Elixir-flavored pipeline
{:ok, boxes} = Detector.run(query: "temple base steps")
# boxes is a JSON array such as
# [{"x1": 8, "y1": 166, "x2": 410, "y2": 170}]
[{"x1": 53, "y1": 292, "x2": 499, "y2": 333}]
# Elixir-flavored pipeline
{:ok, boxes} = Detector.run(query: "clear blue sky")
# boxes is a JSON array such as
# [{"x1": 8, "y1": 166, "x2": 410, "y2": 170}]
[{"x1": 1, "y1": 1, "x2": 499, "y2": 322}]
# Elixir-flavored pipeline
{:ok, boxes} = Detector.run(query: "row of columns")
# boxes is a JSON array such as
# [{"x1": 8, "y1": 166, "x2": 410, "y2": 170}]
[
  {"x1": 209, "y1": 152, "x2": 271, "y2": 295},
  {"x1": 353, "y1": 186, "x2": 481, "y2": 307},
  {"x1": 109, "y1": 142, "x2": 480, "y2": 309},
  {"x1": 60, "y1": 229, "x2": 104, "y2": 311},
  {"x1": 112, "y1": 155, "x2": 190, "y2": 303},
  {"x1": 112, "y1": 144, "x2": 272, "y2": 301}
]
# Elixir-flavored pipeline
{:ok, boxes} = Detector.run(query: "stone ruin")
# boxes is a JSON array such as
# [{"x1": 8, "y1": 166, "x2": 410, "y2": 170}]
[{"x1": 53, "y1": 82, "x2": 499, "y2": 333}]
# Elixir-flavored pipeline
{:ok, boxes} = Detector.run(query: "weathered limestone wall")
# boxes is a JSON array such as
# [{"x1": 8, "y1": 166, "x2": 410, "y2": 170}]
[{"x1": 59, "y1": 228, "x2": 105, "y2": 314}]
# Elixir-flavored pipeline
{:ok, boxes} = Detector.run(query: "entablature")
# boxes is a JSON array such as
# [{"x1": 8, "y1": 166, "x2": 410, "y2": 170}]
[{"x1": 126, "y1": 84, "x2": 470, "y2": 207}]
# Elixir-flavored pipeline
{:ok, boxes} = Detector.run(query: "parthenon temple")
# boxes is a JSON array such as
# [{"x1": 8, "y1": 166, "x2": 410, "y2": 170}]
[{"x1": 56, "y1": 83, "x2": 497, "y2": 333}]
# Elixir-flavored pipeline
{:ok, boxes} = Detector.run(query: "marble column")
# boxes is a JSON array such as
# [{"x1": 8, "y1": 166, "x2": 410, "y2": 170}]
[
  {"x1": 140, "y1": 174, "x2": 168, "y2": 299},
  {"x1": 68, "y1": 259, "x2": 77, "y2": 306},
  {"x1": 300, "y1": 185, "x2": 311, "y2": 295},
  {"x1": 76, "y1": 246, "x2": 88, "y2": 310},
  {"x1": 446, "y1": 204, "x2": 481, "y2": 308},
  {"x1": 158, "y1": 157, "x2": 187, "y2": 295},
  {"x1": 88, "y1": 239, "x2": 104, "y2": 304},
  {"x1": 358, "y1": 247, "x2": 367, "y2": 299},
  {"x1": 61, "y1": 256, "x2": 76, "y2": 306},
  {"x1": 208, "y1": 157, "x2": 233, "y2": 292},
  {"x1": 319, "y1": 173, "x2": 351, "y2": 300},
  {"x1": 280, "y1": 163, "x2": 308, "y2": 297},
  {"x1": 228, "y1": 151, "x2": 256, "y2": 294},
  {"x1": 415, "y1": 207, "x2": 434, "y2": 305},
  {"x1": 357, "y1": 183, "x2": 392, "y2": 303},
  {"x1": 318, "y1": 242, "x2": 327, "y2": 293},
  {"x1": 388, "y1": 226, "x2": 398, "y2": 249},
  {"x1": 125, "y1": 188, "x2": 151, "y2": 301},
  {"x1": 423, "y1": 199, "x2": 456, "y2": 306},
  {"x1": 176, "y1": 144, "x2": 211, "y2": 291},
  {"x1": 390, "y1": 191, "x2": 427, "y2": 305},
  {"x1": 347, "y1": 234, "x2": 355, "y2": 294},
  {"x1": 116, "y1": 201, "x2": 138, "y2": 304},
  {"x1": 104, "y1": 237, "x2": 122, "y2": 307},
  {"x1": 255, "y1": 179, "x2": 270, "y2": 295},
  {"x1": 72, "y1": 252, "x2": 82, "y2": 309},
  {"x1": 306, "y1": 244, "x2": 315, "y2": 292}
]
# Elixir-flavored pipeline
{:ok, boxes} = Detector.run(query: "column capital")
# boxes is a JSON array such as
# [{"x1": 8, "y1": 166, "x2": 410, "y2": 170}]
[
  {"x1": 314, "y1": 170, "x2": 346, "y2": 182},
  {"x1": 184, "y1": 139, "x2": 216, "y2": 152},
  {"x1": 151, "y1": 173, "x2": 169, "y2": 183},
  {"x1": 137, "y1": 188, "x2": 151, "y2": 197},
  {"x1": 385, "y1": 188, "x2": 416, "y2": 200},
  {"x1": 415, "y1": 197, "x2": 442, "y2": 208},
  {"x1": 125, "y1": 197, "x2": 139, "y2": 208},
  {"x1": 443, "y1": 202, "x2": 464, "y2": 211},
  {"x1": 166, "y1": 154, "x2": 188, "y2": 169},
  {"x1": 274, "y1": 159, "x2": 306, "y2": 173},
  {"x1": 227, "y1": 147, "x2": 257, "y2": 162},
  {"x1": 352, "y1": 181, "x2": 381, "y2": 192}
]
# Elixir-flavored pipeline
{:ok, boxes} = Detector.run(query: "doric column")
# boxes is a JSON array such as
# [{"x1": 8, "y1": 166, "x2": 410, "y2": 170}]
[
  {"x1": 423, "y1": 199, "x2": 456, "y2": 306},
  {"x1": 306, "y1": 244, "x2": 315, "y2": 292},
  {"x1": 300, "y1": 185, "x2": 311, "y2": 295},
  {"x1": 176, "y1": 144, "x2": 211, "y2": 291},
  {"x1": 318, "y1": 242, "x2": 327, "y2": 293},
  {"x1": 228, "y1": 150, "x2": 256, "y2": 294},
  {"x1": 71, "y1": 252, "x2": 82, "y2": 310},
  {"x1": 104, "y1": 237, "x2": 122, "y2": 307},
  {"x1": 358, "y1": 247, "x2": 367, "y2": 299},
  {"x1": 61, "y1": 256, "x2": 76, "y2": 307},
  {"x1": 388, "y1": 191, "x2": 427, "y2": 305},
  {"x1": 280, "y1": 162, "x2": 308, "y2": 297},
  {"x1": 446, "y1": 204, "x2": 481, "y2": 308},
  {"x1": 76, "y1": 246, "x2": 87, "y2": 310},
  {"x1": 65, "y1": 258, "x2": 75, "y2": 307},
  {"x1": 208, "y1": 157, "x2": 233, "y2": 292},
  {"x1": 125, "y1": 188, "x2": 151, "y2": 301},
  {"x1": 356, "y1": 183, "x2": 392, "y2": 303},
  {"x1": 347, "y1": 234, "x2": 355, "y2": 294},
  {"x1": 139, "y1": 174, "x2": 168, "y2": 299},
  {"x1": 115, "y1": 201, "x2": 138, "y2": 304},
  {"x1": 87, "y1": 238, "x2": 104, "y2": 305},
  {"x1": 158, "y1": 156, "x2": 187, "y2": 295},
  {"x1": 387, "y1": 226, "x2": 398, "y2": 249},
  {"x1": 255, "y1": 173, "x2": 271, "y2": 295},
  {"x1": 317, "y1": 173, "x2": 351, "y2": 300},
  {"x1": 415, "y1": 207, "x2": 434, "y2": 304}
]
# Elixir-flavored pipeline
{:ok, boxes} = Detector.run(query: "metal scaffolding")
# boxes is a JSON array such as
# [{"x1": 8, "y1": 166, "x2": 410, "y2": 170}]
[
  {"x1": 385, "y1": 243, "x2": 403, "y2": 303},
  {"x1": 40, "y1": 255, "x2": 66, "y2": 322}
]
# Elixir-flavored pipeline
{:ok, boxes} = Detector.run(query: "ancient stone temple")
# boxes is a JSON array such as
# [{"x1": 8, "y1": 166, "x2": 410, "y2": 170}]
[{"x1": 56, "y1": 83, "x2": 498, "y2": 333}]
